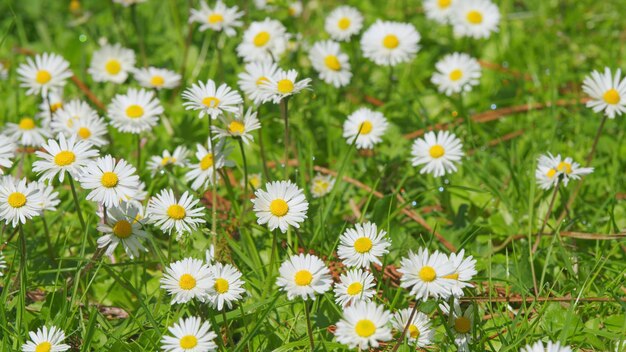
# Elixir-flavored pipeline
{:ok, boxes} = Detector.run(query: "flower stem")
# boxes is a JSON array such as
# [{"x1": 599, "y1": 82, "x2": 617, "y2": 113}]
[
  {"x1": 258, "y1": 118, "x2": 270, "y2": 180},
  {"x1": 136, "y1": 134, "x2": 142, "y2": 172},
  {"x1": 303, "y1": 300, "x2": 315, "y2": 351},
  {"x1": 222, "y1": 310, "x2": 235, "y2": 348},
  {"x1": 17, "y1": 224, "x2": 28, "y2": 346},
  {"x1": 264, "y1": 229, "x2": 278, "y2": 297},
  {"x1": 238, "y1": 138, "x2": 248, "y2": 217},
  {"x1": 208, "y1": 117, "x2": 218, "y2": 247},
  {"x1": 68, "y1": 175, "x2": 87, "y2": 233},
  {"x1": 130, "y1": 4, "x2": 147, "y2": 67},
  {"x1": 280, "y1": 98, "x2": 290, "y2": 179},
  {"x1": 532, "y1": 181, "x2": 560, "y2": 253},
  {"x1": 41, "y1": 215, "x2": 56, "y2": 265}
]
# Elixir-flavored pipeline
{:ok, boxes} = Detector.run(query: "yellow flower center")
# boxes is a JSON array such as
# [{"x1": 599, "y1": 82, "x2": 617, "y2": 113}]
[
  {"x1": 228, "y1": 120, "x2": 246, "y2": 134},
  {"x1": 269, "y1": 199, "x2": 289, "y2": 217},
  {"x1": 178, "y1": 273, "x2": 196, "y2": 290},
  {"x1": 346, "y1": 282, "x2": 363, "y2": 296},
  {"x1": 429, "y1": 145, "x2": 445, "y2": 158},
  {"x1": 112, "y1": 220, "x2": 133, "y2": 239},
  {"x1": 150, "y1": 75, "x2": 165, "y2": 87},
  {"x1": 208, "y1": 13, "x2": 224, "y2": 24},
  {"x1": 249, "y1": 175, "x2": 262, "y2": 189},
  {"x1": 313, "y1": 180, "x2": 330, "y2": 194},
  {"x1": 443, "y1": 272, "x2": 459, "y2": 280},
  {"x1": 454, "y1": 317, "x2": 471, "y2": 334},
  {"x1": 294, "y1": 269, "x2": 313, "y2": 286},
  {"x1": 557, "y1": 161, "x2": 572, "y2": 174},
  {"x1": 449, "y1": 69, "x2": 463, "y2": 81},
  {"x1": 438, "y1": 0, "x2": 452, "y2": 8},
  {"x1": 253, "y1": 31, "x2": 271, "y2": 47},
  {"x1": 353, "y1": 237, "x2": 373, "y2": 253},
  {"x1": 409, "y1": 324, "x2": 420, "y2": 339},
  {"x1": 256, "y1": 76, "x2": 269, "y2": 86},
  {"x1": 179, "y1": 335, "x2": 198, "y2": 349},
  {"x1": 603, "y1": 88, "x2": 620, "y2": 104},
  {"x1": 161, "y1": 156, "x2": 176, "y2": 166},
  {"x1": 355, "y1": 319, "x2": 376, "y2": 337},
  {"x1": 126, "y1": 104, "x2": 144, "y2": 118},
  {"x1": 8, "y1": 192, "x2": 27, "y2": 208},
  {"x1": 324, "y1": 55, "x2": 341, "y2": 71},
  {"x1": 78, "y1": 127, "x2": 92, "y2": 139},
  {"x1": 383, "y1": 34, "x2": 399, "y2": 49},
  {"x1": 202, "y1": 97, "x2": 220, "y2": 108},
  {"x1": 50, "y1": 102, "x2": 63, "y2": 112},
  {"x1": 466, "y1": 10, "x2": 483, "y2": 24},
  {"x1": 419, "y1": 266, "x2": 436, "y2": 282},
  {"x1": 105, "y1": 59, "x2": 122, "y2": 74},
  {"x1": 359, "y1": 121, "x2": 373, "y2": 135},
  {"x1": 19, "y1": 117, "x2": 36, "y2": 130},
  {"x1": 200, "y1": 154, "x2": 214, "y2": 170},
  {"x1": 35, "y1": 70, "x2": 52, "y2": 84},
  {"x1": 54, "y1": 150, "x2": 76, "y2": 166},
  {"x1": 277, "y1": 79, "x2": 295, "y2": 94},
  {"x1": 546, "y1": 168, "x2": 557, "y2": 179},
  {"x1": 167, "y1": 204, "x2": 186, "y2": 220},
  {"x1": 101, "y1": 172, "x2": 119, "y2": 188},
  {"x1": 35, "y1": 342, "x2": 52, "y2": 352},
  {"x1": 214, "y1": 278, "x2": 229, "y2": 293},
  {"x1": 338, "y1": 17, "x2": 351, "y2": 30}
]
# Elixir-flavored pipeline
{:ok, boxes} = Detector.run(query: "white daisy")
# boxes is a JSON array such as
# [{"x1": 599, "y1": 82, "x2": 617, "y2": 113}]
[
  {"x1": 79, "y1": 155, "x2": 140, "y2": 208},
  {"x1": 238, "y1": 61, "x2": 279, "y2": 105},
  {"x1": 185, "y1": 138, "x2": 234, "y2": 191},
  {"x1": 189, "y1": 0, "x2": 244, "y2": 37},
  {"x1": 0, "y1": 138, "x2": 16, "y2": 174},
  {"x1": 582, "y1": 67, "x2": 626, "y2": 119},
  {"x1": 440, "y1": 302, "x2": 474, "y2": 352},
  {"x1": 34, "y1": 181, "x2": 60, "y2": 212},
  {"x1": 160, "y1": 258, "x2": 213, "y2": 304},
  {"x1": 309, "y1": 40, "x2": 352, "y2": 88},
  {"x1": 360, "y1": 20, "x2": 420, "y2": 66},
  {"x1": 236, "y1": 18, "x2": 288, "y2": 62},
  {"x1": 133, "y1": 66, "x2": 181, "y2": 90},
  {"x1": 324, "y1": 6, "x2": 363, "y2": 42},
  {"x1": 182, "y1": 80, "x2": 243, "y2": 119},
  {"x1": 147, "y1": 189, "x2": 206, "y2": 238},
  {"x1": 37, "y1": 89, "x2": 64, "y2": 122},
  {"x1": 108, "y1": 88, "x2": 163, "y2": 134},
  {"x1": 88, "y1": 43, "x2": 136, "y2": 83},
  {"x1": 334, "y1": 268, "x2": 376, "y2": 307},
  {"x1": 260, "y1": 68, "x2": 311, "y2": 104},
  {"x1": 287, "y1": 1, "x2": 302, "y2": 17},
  {"x1": 147, "y1": 146, "x2": 190, "y2": 176},
  {"x1": 97, "y1": 205, "x2": 148, "y2": 259},
  {"x1": 50, "y1": 99, "x2": 99, "y2": 136},
  {"x1": 431, "y1": 52, "x2": 482, "y2": 96},
  {"x1": 21, "y1": 325, "x2": 70, "y2": 352},
  {"x1": 535, "y1": 153, "x2": 594, "y2": 190},
  {"x1": 342, "y1": 107, "x2": 388, "y2": 149},
  {"x1": 310, "y1": 173, "x2": 335, "y2": 198},
  {"x1": 0, "y1": 178, "x2": 43, "y2": 227},
  {"x1": 335, "y1": 301, "x2": 393, "y2": 350},
  {"x1": 206, "y1": 262, "x2": 246, "y2": 310},
  {"x1": 205, "y1": 244, "x2": 216, "y2": 264},
  {"x1": 392, "y1": 308, "x2": 434, "y2": 348},
  {"x1": 424, "y1": 0, "x2": 456, "y2": 24},
  {"x1": 0, "y1": 252, "x2": 6, "y2": 276},
  {"x1": 446, "y1": 249, "x2": 477, "y2": 297},
  {"x1": 33, "y1": 134, "x2": 99, "y2": 183},
  {"x1": 0, "y1": 62, "x2": 7, "y2": 80},
  {"x1": 211, "y1": 107, "x2": 261, "y2": 144},
  {"x1": 410, "y1": 130, "x2": 464, "y2": 177},
  {"x1": 337, "y1": 222, "x2": 391, "y2": 268},
  {"x1": 398, "y1": 247, "x2": 457, "y2": 301},
  {"x1": 276, "y1": 253, "x2": 332, "y2": 300},
  {"x1": 521, "y1": 341, "x2": 573, "y2": 352},
  {"x1": 246, "y1": 173, "x2": 262, "y2": 190},
  {"x1": 71, "y1": 114, "x2": 109, "y2": 147},
  {"x1": 251, "y1": 180, "x2": 309, "y2": 233},
  {"x1": 113, "y1": 0, "x2": 147, "y2": 6},
  {"x1": 161, "y1": 316, "x2": 218, "y2": 352},
  {"x1": 17, "y1": 53, "x2": 72, "y2": 96},
  {"x1": 2, "y1": 117, "x2": 50, "y2": 147},
  {"x1": 452, "y1": 0, "x2": 501, "y2": 39}
]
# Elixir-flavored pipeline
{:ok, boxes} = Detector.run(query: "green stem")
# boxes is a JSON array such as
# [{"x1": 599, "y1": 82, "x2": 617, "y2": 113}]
[
  {"x1": 41, "y1": 215, "x2": 56, "y2": 265},
  {"x1": 17, "y1": 224, "x2": 28, "y2": 346},
  {"x1": 304, "y1": 300, "x2": 315, "y2": 351},
  {"x1": 208, "y1": 118, "x2": 218, "y2": 247},
  {"x1": 532, "y1": 180, "x2": 559, "y2": 253},
  {"x1": 280, "y1": 98, "x2": 290, "y2": 179},
  {"x1": 257, "y1": 117, "x2": 270, "y2": 180},
  {"x1": 238, "y1": 138, "x2": 248, "y2": 217},
  {"x1": 265, "y1": 230, "x2": 278, "y2": 298},
  {"x1": 136, "y1": 134, "x2": 142, "y2": 172},
  {"x1": 130, "y1": 4, "x2": 147, "y2": 67},
  {"x1": 68, "y1": 175, "x2": 87, "y2": 233},
  {"x1": 222, "y1": 310, "x2": 234, "y2": 348}
]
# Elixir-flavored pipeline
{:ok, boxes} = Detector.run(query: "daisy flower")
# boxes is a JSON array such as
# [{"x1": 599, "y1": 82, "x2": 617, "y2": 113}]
[
  {"x1": 2, "y1": 117, "x2": 50, "y2": 147},
  {"x1": 206, "y1": 262, "x2": 246, "y2": 310},
  {"x1": 251, "y1": 180, "x2": 309, "y2": 233},
  {"x1": 133, "y1": 66, "x2": 181, "y2": 90},
  {"x1": 521, "y1": 341, "x2": 573, "y2": 352},
  {"x1": 424, "y1": 0, "x2": 456, "y2": 24},
  {"x1": 0, "y1": 252, "x2": 6, "y2": 276},
  {"x1": 335, "y1": 301, "x2": 392, "y2": 350},
  {"x1": 360, "y1": 20, "x2": 420, "y2": 66},
  {"x1": 182, "y1": 80, "x2": 243, "y2": 119},
  {"x1": 97, "y1": 205, "x2": 148, "y2": 259},
  {"x1": 79, "y1": 155, "x2": 140, "y2": 208},
  {"x1": 21, "y1": 325, "x2": 70, "y2": 352},
  {"x1": 334, "y1": 268, "x2": 376, "y2": 307},
  {"x1": 113, "y1": 0, "x2": 147, "y2": 6},
  {"x1": 446, "y1": 249, "x2": 477, "y2": 297},
  {"x1": 161, "y1": 316, "x2": 218, "y2": 352},
  {"x1": 342, "y1": 107, "x2": 388, "y2": 149},
  {"x1": 161, "y1": 258, "x2": 213, "y2": 304},
  {"x1": 17, "y1": 53, "x2": 72, "y2": 96},
  {"x1": 33, "y1": 134, "x2": 99, "y2": 183},
  {"x1": 0, "y1": 138, "x2": 16, "y2": 174},
  {"x1": 431, "y1": 52, "x2": 482, "y2": 96},
  {"x1": 0, "y1": 62, "x2": 7, "y2": 80},
  {"x1": 582, "y1": 68, "x2": 626, "y2": 119},
  {"x1": 189, "y1": 0, "x2": 244, "y2": 37},
  {"x1": 392, "y1": 308, "x2": 434, "y2": 348},
  {"x1": 88, "y1": 43, "x2": 136, "y2": 83},
  {"x1": 238, "y1": 61, "x2": 279, "y2": 105},
  {"x1": 0, "y1": 178, "x2": 43, "y2": 226},
  {"x1": 288, "y1": 1, "x2": 302, "y2": 17},
  {"x1": 50, "y1": 99, "x2": 99, "y2": 135},
  {"x1": 260, "y1": 68, "x2": 311, "y2": 104},
  {"x1": 452, "y1": 0, "x2": 500, "y2": 39},
  {"x1": 309, "y1": 40, "x2": 352, "y2": 87},
  {"x1": 37, "y1": 89, "x2": 64, "y2": 122},
  {"x1": 71, "y1": 114, "x2": 109, "y2": 147},
  {"x1": 310, "y1": 173, "x2": 335, "y2": 198},
  {"x1": 34, "y1": 181, "x2": 60, "y2": 212},
  {"x1": 441, "y1": 302, "x2": 474, "y2": 352},
  {"x1": 276, "y1": 253, "x2": 332, "y2": 300},
  {"x1": 108, "y1": 88, "x2": 163, "y2": 134},
  {"x1": 147, "y1": 146, "x2": 190, "y2": 176},
  {"x1": 325, "y1": 6, "x2": 363, "y2": 42},
  {"x1": 185, "y1": 138, "x2": 234, "y2": 190},
  {"x1": 535, "y1": 153, "x2": 594, "y2": 190},
  {"x1": 211, "y1": 107, "x2": 261, "y2": 144},
  {"x1": 146, "y1": 189, "x2": 206, "y2": 238},
  {"x1": 411, "y1": 130, "x2": 464, "y2": 177},
  {"x1": 244, "y1": 173, "x2": 263, "y2": 190},
  {"x1": 205, "y1": 245, "x2": 216, "y2": 264},
  {"x1": 236, "y1": 18, "x2": 288, "y2": 62},
  {"x1": 338, "y1": 222, "x2": 391, "y2": 268},
  {"x1": 398, "y1": 247, "x2": 457, "y2": 301}
]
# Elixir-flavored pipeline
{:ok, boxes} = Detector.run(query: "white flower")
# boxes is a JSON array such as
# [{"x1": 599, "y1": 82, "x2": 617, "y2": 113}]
[
  {"x1": 113, "y1": 0, "x2": 147, "y2": 6},
  {"x1": 452, "y1": 0, "x2": 500, "y2": 39},
  {"x1": 0, "y1": 252, "x2": 6, "y2": 276},
  {"x1": 185, "y1": 138, "x2": 234, "y2": 190},
  {"x1": 97, "y1": 205, "x2": 148, "y2": 259},
  {"x1": 88, "y1": 43, "x2": 136, "y2": 83},
  {"x1": 325, "y1": 6, "x2": 363, "y2": 42},
  {"x1": 246, "y1": 173, "x2": 263, "y2": 190},
  {"x1": 440, "y1": 302, "x2": 474, "y2": 352},
  {"x1": 360, "y1": 20, "x2": 420, "y2": 66},
  {"x1": 398, "y1": 247, "x2": 457, "y2": 301},
  {"x1": 0, "y1": 177, "x2": 43, "y2": 226},
  {"x1": 582, "y1": 67, "x2": 626, "y2": 119},
  {"x1": 251, "y1": 180, "x2": 309, "y2": 233},
  {"x1": 33, "y1": 134, "x2": 99, "y2": 183},
  {"x1": 535, "y1": 153, "x2": 594, "y2": 190},
  {"x1": 310, "y1": 173, "x2": 335, "y2": 198},
  {"x1": 309, "y1": 40, "x2": 352, "y2": 87},
  {"x1": 410, "y1": 130, "x2": 464, "y2": 177},
  {"x1": 424, "y1": 0, "x2": 456, "y2": 24},
  {"x1": 236, "y1": 18, "x2": 288, "y2": 62},
  {"x1": 147, "y1": 146, "x2": 190, "y2": 176},
  {"x1": 147, "y1": 189, "x2": 206, "y2": 238},
  {"x1": 260, "y1": 68, "x2": 311, "y2": 104},
  {"x1": 238, "y1": 61, "x2": 279, "y2": 105},
  {"x1": 334, "y1": 268, "x2": 376, "y2": 307},
  {"x1": 2, "y1": 117, "x2": 50, "y2": 147},
  {"x1": 108, "y1": 88, "x2": 163, "y2": 134},
  {"x1": 520, "y1": 341, "x2": 573, "y2": 352},
  {"x1": 160, "y1": 258, "x2": 213, "y2": 304},
  {"x1": 335, "y1": 301, "x2": 393, "y2": 350},
  {"x1": 338, "y1": 222, "x2": 391, "y2": 268},
  {"x1": 17, "y1": 53, "x2": 72, "y2": 96},
  {"x1": 206, "y1": 262, "x2": 246, "y2": 310},
  {"x1": 276, "y1": 253, "x2": 332, "y2": 300},
  {"x1": 205, "y1": 245, "x2": 215, "y2": 264},
  {"x1": 37, "y1": 89, "x2": 64, "y2": 122},
  {"x1": 50, "y1": 100, "x2": 108, "y2": 147},
  {"x1": 0, "y1": 62, "x2": 7, "y2": 80},
  {"x1": 79, "y1": 155, "x2": 140, "y2": 208},
  {"x1": 342, "y1": 107, "x2": 388, "y2": 149},
  {"x1": 34, "y1": 181, "x2": 60, "y2": 212},
  {"x1": 161, "y1": 316, "x2": 218, "y2": 352},
  {"x1": 21, "y1": 325, "x2": 70, "y2": 352},
  {"x1": 133, "y1": 66, "x2": 181, "y2": 90},
  {"x1": 447, "y1": 249, "x2": 477, "y2": 297},
  {"x1": 431, "y1": 52, "x2": 482, "y2": 96},
  {"x1": 182, "y1": 80, "x2": 243, "y2": 119},
  {"x1": 189, "y1": 0, "x2": 244, "y2": 36},
  {"x1": 71, "y1": 114, "x2": 109, "y2": 147},
  {"x1": 211, "y1": 107, "x2": 261, "y2": 144},
  {"x1": 391, "y1": 308, "x2": 434, "y2": 347},
  {"x1": 0, "y1": 138, "x2": 16, "y2": 174}
]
